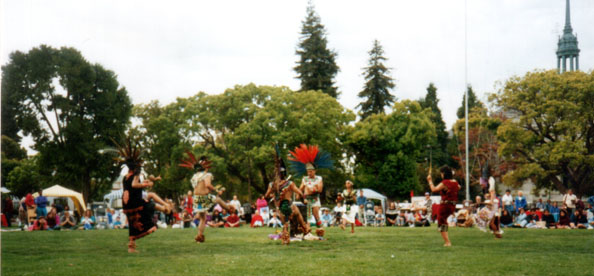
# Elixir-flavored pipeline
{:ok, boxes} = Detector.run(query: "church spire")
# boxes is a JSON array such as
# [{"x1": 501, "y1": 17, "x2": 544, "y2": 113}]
[
  {"x1": 564, "y1": 0, "x2": 573, "y2": 34},
  {"x1": 556, "y1": 0, "x2": 580, "y2": 73}
]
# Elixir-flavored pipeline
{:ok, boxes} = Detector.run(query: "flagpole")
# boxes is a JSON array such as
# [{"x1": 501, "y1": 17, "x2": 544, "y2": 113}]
[{"x1": 464, "y1": 0, "x2": 470, "y2": 201}]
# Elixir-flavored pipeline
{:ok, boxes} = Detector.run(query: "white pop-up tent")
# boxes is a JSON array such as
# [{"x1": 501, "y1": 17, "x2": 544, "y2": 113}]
[
  {"x1": 360, "y1": 188, "x2": 387, "y2": 212},
  {"x1": 42, "y1": 185, "x2": 87, "y2": 215}
]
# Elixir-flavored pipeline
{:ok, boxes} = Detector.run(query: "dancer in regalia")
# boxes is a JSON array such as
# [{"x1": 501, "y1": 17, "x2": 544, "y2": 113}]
[
  {"x1": 474, "y1": 179, "x2": 503, "y2": 238},
  {"x1": 264, "y1": 145, "x2": 311, "y2": 244},
  {"x1": 179, "y1": 151, "x2": 232, "y2": 243},
  {"x1": 427, "y1": 166, "x2": 460, "y2": 247},
  {"x1": 288, "y1": 144, "x2": 333, "y2": 236},
  {"x1": 340, "y1": 180, "x2": 358, "y2": 233},
  {"x1": 114, "y1": 138, "x2": 171, "y2": 253}
]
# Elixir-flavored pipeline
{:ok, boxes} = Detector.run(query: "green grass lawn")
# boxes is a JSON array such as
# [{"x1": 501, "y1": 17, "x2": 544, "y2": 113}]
[{"x1": 2, "y1": 226, "x2": 593, "y2": 276}]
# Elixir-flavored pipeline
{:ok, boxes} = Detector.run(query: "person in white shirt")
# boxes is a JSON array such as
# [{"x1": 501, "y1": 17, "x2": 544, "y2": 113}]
[
  {"x1": 563, "y1": 189, "x2": 578, "y2": 214},
  {"x1": 230, "y1": 195, "x2": 242, "y2": 216},
  {"x1": 502, "y1": 189, "x2": 514, "y2": 215}
]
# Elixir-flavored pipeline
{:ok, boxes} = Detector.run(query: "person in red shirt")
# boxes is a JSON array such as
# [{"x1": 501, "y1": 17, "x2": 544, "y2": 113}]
[
  {"x1": 184, "y1": 190, "x2": 193, "y2": 215},
  {"x1": 251, "y1": 210, "x2": 264, "y2": 227},
  {"x1": 29, "y1": 216, "x2": 48, "y2": 231},
  {"x1": 225, "y1": 209, "x2": 240, "y2": 228},
  {"x1": 427, "y1": 166, "x2": 460, "y2": 247}
]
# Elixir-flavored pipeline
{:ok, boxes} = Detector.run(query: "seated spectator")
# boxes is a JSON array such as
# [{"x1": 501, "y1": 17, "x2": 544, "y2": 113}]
[
  {"x1": 455, "y1": 209, "x2": 472, "y2": 227},
  {"x1": 221, "y1": 209, "x2": 229, "y2": 219},
  {"x1": 106, "y1": 208, "x2": 114, "y2": 228},
  {"x1": 447, "y1": 214, "x2": 457, "y2": 227},
  {"x1": 536, "y1": 198, "x2": 545, "y2": 210},
  {"x1": 29, "y1": 216, "x2": 48, "y2": 231},
  {"x1": 225, "y1": 209, "x2": 240, "y2": 228},
  {"x1": 60, "y1": 211, "x2": 76, "y2": 230},
  {"x1": 207, "y1": 210, "x2": 225, "y2": 228},
  {"x1": 549, "y1": 202, "x2": 560, "y2": 222},
  {"x1": 251, "y1": 210, "x2": 264, "y2": 227},
  {"x1": 113, "y1": 216, "x2": 124, "y2": 229},
  {"x1": 405, "y1": 211, "x2": 415, "y2": 227},
  {"x1": 46, "y1": 207, "x2": 61, "y2": 230},
  {"x1": 320, "y1": 209, "x2": 332, "y2": 227},
  {"x1": 385, "y1": 202, "x2": 399, "y2": 226},
  {"x1": 396, "y1": 210, "x2": 407, "y2": 226},
  {"x1": 587, "y1": 205, "x2": 594, "y2": 229},
  {"x1": 557, "y1": 209, "x2": 571, "y2": 229},
  {"x1": 79, "y1": 209, "x2": 95, "y2": 230},
  {"x1": 523, "y1": 209, "x2": 543, "y2": 228},
  {"x1": 414, "y1": 210, "x2": 430, "y2": 227},
  {"x1": 542, "y1": 209, "x2": 556, "y2": 229},
  {"x1": 500, "y1": 209, "x2": 514, "y2": 228},
  {"x1": 268, "y1": 210, "x2": 283, "y2": 228},
  {"x1": 375, "y1": 208, "x2": 386, "y2": 227},
  {"x1": 571, "y1": 209, "x2": 588, "y2": 229},
  {"x1": 512, "y1": 208, "x2": 526, "y2": 227},
  {"x1": 333, "y1": 202, "x2": 344, "y2": 225},
  {"x1": 182, "y1": 210, "x2": 193, "y2": 229}
]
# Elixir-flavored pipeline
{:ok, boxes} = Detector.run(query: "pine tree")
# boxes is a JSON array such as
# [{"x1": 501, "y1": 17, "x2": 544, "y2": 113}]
[
  {"x1": 419, "y1": 83, "x2": 454, "y2": 168},
  {"x1": 294, "y1": 3, "x2": 339, "y2": 98},
  {"x1": 456, "y1": 85, "x2": 484, "y2": 119},
  {"x1": 357, "y1": 40, "x2": 396, "y2": 119},
  {"x1": 420, "y1": 83, "x2": 447, "y2": 149}
]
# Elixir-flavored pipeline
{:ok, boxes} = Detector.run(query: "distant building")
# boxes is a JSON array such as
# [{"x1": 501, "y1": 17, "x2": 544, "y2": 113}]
[{"x1": 556, "y1": 0, "x2": 580, "y2": 73}]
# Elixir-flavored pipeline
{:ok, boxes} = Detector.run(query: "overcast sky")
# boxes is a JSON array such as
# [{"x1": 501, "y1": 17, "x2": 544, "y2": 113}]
[{"x1": 2, "y1": 0, "x2": 593, "y2": 134}]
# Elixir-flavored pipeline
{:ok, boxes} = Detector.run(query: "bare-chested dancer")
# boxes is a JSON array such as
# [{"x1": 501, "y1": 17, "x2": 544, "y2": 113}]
[{"x1": 180, "y1": 153, "x2": 232, "y2": 243}]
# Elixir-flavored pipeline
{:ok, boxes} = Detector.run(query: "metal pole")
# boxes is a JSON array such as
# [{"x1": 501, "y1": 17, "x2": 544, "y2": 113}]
[{"x1": 464, "y1": 0, "x2": 470, "y2": 201}]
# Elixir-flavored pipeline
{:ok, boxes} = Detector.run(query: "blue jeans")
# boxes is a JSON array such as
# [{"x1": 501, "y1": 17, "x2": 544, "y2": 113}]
[{"x1": 36, "y1": 207, "x2": 47, "y2": 218}]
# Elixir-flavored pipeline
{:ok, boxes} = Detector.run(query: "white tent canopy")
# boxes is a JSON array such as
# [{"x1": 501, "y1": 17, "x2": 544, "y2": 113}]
[
  {"x1": 360, "y1": 188, "x2": 387, "y2": 212},
  {"x1": 42, "y1": 185, "x2": 86, "y2": 214}
]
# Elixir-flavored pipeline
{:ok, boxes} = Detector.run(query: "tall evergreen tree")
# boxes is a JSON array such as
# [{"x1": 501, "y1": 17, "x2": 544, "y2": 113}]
[
  {"x1": 357, "y1": 40, "x2": 396, "y2": 119},
  {"x1": 294, "y1": 3, "x2": 339, "y2": 98},
  {"x1": 456, "y1": 85, "x2": 484, "y2": 119},
  {"x1": 419, "y1": 83, "x2": 447, "y2": 149}
]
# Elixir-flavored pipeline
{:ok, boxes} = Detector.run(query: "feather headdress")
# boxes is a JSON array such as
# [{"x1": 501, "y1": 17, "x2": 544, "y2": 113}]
[
  {"x1": 179, "y1": 151, "x2": 212, "y2": 172},
  {"x1": 110, "y1": 137, "x2": 143, "y2": 171},
  {"x1": 288, "y1": 144, "x2": 333, "y2": 177}
]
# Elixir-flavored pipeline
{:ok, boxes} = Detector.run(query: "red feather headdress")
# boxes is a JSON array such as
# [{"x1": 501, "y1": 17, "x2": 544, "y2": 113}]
[{"x1": 179, "y1": 151, "x2": 212, "y2": 171}]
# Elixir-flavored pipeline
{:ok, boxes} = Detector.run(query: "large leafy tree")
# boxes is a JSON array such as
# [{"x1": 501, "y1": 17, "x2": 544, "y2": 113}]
[
  {"x1": 137, "y1": 84, "x2": 355, "y2": 202},
  {"x1": 346, "y1": 100, "x2": 435, "y2": 198},
  {"x1": 132, "y1": 101, "x2": 193, "y2": 203},
  {"x1": 492, "y1": 70, "x2": 594, "y2": 197},
  {"x1": 1, "y1": 45, "x2": 132, "y2": 201},
  {"x1": 457, "y1": 85, "x2": 484, "y2": 119},
  {"x1": 357, "y1": 40, "x2": 396, "y2": 119},
  {"x1": 294, "y1": 3, "x2": 340, "y2": 98}
]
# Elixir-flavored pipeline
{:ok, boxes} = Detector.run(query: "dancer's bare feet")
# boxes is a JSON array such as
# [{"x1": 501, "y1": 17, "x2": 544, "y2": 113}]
[
  {"x1": 195, "y1": 234, "x2": 205, "y2": 243},
  {"x1": 128, "y1": 241, "x2": 138, "y2": 253},
  {"x1": 443, "y1": 243, "x2": 452, "y2": 247}
]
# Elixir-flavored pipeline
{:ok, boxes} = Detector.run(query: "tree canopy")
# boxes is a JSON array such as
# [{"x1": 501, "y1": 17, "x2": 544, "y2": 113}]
[
  {"x1": 133, "y1": 84, "x2": 355, "y2": 202},
  {"x1": 492, "y1": 70, "x2": 594, "y2": 197},
  {"x1": 357, "y1": 40, "x2": 396, "y2": 120},
  {"x1": 1, "y1": 45, "x2": 132, "y2": 201},
  {"x1": 346, "y1": 100, "x2": 436, "y2": 198}
]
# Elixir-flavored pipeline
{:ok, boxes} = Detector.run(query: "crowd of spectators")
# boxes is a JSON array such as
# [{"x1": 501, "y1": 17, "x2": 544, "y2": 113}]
[
  {"x1": 4, "y1": 188, "x2": 593, "y2": 232},
  {"x1": 447, "y1": 189, "x2": 594, "y2": 230}
]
